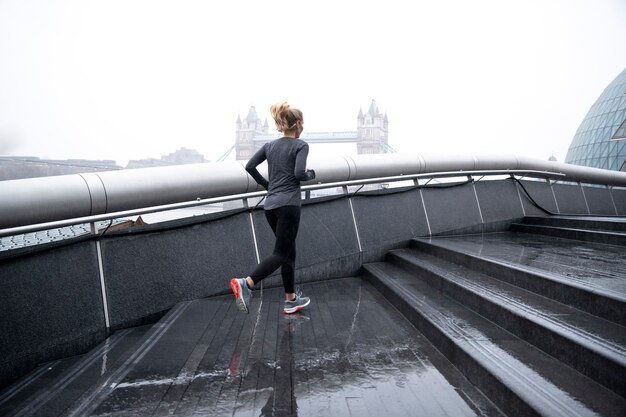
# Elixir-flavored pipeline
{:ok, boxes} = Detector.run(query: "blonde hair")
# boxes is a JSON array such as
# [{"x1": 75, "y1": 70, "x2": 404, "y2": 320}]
[{"x1": 270, "y1": 102, "x2": 303, "y2": 133}]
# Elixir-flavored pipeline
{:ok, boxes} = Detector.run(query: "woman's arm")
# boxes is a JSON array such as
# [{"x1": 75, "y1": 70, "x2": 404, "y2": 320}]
[
  {"x1": 245, "y1": 145, "x2": 270, "y2": 189},
  {"x1": 294, "y1": 144, "x2": 315, "y2": 182}
]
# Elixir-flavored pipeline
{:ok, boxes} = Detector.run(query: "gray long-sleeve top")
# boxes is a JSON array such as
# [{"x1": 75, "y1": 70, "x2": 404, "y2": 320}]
[{"x1": 245, "y1": 137, "x2": 316, "y2": 210}]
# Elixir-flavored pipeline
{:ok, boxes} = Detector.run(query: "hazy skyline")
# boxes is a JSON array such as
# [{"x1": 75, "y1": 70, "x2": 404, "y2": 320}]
[{"x1": 1, "y1": 0, "x2": 625, "y2": 167}]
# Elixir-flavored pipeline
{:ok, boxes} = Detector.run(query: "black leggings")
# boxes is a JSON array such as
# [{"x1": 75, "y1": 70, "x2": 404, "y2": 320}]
[{"x1": 250, "y1": 205, "x2": 301, "y2": 294}]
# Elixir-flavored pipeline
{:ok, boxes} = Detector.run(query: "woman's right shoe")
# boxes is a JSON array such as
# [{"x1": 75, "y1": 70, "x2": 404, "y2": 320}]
[
  {"x1": 284, "y1": 294, "x2": 310, "y2": 314},
  {"x1": 230, "y1": 278, "x2": 251, "y2": 314}
]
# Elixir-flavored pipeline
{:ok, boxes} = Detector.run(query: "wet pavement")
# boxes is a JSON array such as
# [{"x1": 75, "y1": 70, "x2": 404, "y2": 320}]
[
  {"x1": 1, "y1": 279, "x2": 503, "y2": 416},
  {"x1": 91, "y1": 279, "x2": 501, "y2": 416}
]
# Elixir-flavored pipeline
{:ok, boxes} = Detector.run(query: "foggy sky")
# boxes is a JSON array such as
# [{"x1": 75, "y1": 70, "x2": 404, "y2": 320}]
[{"x1": 1, "y1": 0, "x2": 625, "y2": 166}]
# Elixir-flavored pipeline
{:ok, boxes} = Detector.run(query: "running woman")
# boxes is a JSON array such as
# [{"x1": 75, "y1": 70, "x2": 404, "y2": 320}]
[{"x1": 230, "y1": 102, "x2": 315, "y2": 314}]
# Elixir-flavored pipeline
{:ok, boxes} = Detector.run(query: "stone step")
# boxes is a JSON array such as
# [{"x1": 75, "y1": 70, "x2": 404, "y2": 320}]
[
  {"x1": 410, "y1": 237, "x2": 626, "y2": 327},
  {"x1": 521, "y1": 216, "x2": 626, "y2": 233},
  {"x1": 511, "y1": 223, "x2": 626, "y2": 246},
  {"x1": 363, "y1": 261, "x2": 626, "y2": 417},
  {"x1": 386, "y1": 247, "x2": 626, "y2": 398}
]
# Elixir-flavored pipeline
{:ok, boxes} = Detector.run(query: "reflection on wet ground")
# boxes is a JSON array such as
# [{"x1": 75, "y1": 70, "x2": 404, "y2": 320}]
[
  {"x1": 427, "y1": 232, "x2": 626, "y2": 295},
  {"x1": 90, "y1": 279, "x2": 502, "y2": 416}
]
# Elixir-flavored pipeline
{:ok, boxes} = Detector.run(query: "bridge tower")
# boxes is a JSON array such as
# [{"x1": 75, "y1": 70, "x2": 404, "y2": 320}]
[
  {"x1": 234, "y1": 100, "x2": 390, "y2": 159},
  {"x1": 357, "y1": 99, "x2": 389, "y2": 154},
  {"x1": 235, "y1": 106, "x2": 268, "y2": 160}
]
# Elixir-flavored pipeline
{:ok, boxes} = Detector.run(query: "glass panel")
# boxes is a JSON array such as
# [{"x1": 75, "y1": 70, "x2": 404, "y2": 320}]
[{"x1": 611, "y1": 118, "x2": 626, "y2": 139}]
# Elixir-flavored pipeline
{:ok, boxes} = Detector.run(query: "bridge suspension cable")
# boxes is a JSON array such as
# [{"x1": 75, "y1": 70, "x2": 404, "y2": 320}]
[{"x1": 216, "y1": 144, "x2": 236, "y2": 162}]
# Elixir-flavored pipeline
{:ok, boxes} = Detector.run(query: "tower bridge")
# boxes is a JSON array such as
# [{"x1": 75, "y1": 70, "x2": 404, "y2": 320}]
[{"x1": 233, "y1": 99, "x2": 392, "y2": 160}]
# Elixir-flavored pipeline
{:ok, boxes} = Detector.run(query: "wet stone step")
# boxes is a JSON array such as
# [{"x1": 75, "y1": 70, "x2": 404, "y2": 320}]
[
  {"x1": 363, "y1": 262, "x2": 626, "y2": 417},
  {"x1": 410, "y1": 234, "x2": 626, "y2": 327},
  {"x1": 386, "y1": 247, "x2": 626, "y2": 398},
  {"x1": 510, "y1": 223, "x2": 626, "y2": 246},
  {"x1": 521, "y1": 216, "x2": 626, "y2": 233}
]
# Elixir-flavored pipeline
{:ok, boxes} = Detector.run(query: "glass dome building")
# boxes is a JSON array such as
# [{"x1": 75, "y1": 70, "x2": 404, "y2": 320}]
[{"x1": 565, "y1": 68, "x2": 626, "y2": 171}]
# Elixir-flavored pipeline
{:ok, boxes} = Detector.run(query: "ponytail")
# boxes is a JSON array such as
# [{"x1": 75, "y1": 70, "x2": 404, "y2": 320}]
[{"x1": 270, "y1": 102, "x2": 303, "y2": 133}]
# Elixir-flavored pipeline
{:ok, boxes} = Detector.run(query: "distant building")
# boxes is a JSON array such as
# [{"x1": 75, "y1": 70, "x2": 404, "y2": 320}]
[
  {"x1": 565, "y1": 67, "x2": 626, "y2": 171},
  {"x1": 125, "y1": 158, "x2": 171, "y2": 169},
  {"x1": 0, "y1": 157, "x2": 121, "y2": 181},
  {"x1": 126, "y1": 147, "x2": 207, "y2": 169},
  {"x1": 0, "y1": 147, "x2": 208, "y2": 180},
  {"x1": 235, "y1": 100, "x2": 391, "y2": 160},
  {"x1": 161, "y1": 147, "x2": 205, "y2": 164}
]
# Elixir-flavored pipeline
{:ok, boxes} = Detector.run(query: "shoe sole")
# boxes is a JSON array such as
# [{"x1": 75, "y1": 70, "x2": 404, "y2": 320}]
[
  {"x1": 283, "y1": 298, "x2": 310, "y2": 314},
  {"x1": 230, "y1": 279, "x2": 249, "y2": 314}
]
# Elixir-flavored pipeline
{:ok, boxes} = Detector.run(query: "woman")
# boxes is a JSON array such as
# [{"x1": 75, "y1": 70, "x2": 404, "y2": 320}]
[{"x1": 230, "y1": 102, "x2": 316, "y2": 314}]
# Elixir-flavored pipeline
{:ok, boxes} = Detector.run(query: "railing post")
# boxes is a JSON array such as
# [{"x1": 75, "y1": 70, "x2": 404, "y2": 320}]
[
  {"x1": 548, "y1": 178, "x2": 561, "y2": 214},
  {"x1": 343, "y1": 186, "x2": 362, "y2": 253},
  {"x1": 472, "y1": 180, "x2": 485, "y2": 224},
  {"x1": 512, "y1": 175, "x2": 527, "y2": 216},
  {"x1": 91, "y1": 222, "x2": 111, "y2": 330},
  {"x1": 579, "y1": 182, "x2": 591, "y2": 215},
  {"x1": 244, "y1": 199, "x2": 261, "y2": 264},
  {"x1": 419, "y1": 188, "x2": 432, "y2": 236},
  {"x1": 608, "y1": 185, "x2": 619, "y2": 215}
]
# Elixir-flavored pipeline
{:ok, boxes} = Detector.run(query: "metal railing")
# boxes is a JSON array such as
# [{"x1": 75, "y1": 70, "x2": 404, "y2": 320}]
[
  {"x1": 1, "y1": 152, "x2": 625, "y2": 237},
  {"x1": 0, "y1": 169, "x2": 566, "y2": 239}
]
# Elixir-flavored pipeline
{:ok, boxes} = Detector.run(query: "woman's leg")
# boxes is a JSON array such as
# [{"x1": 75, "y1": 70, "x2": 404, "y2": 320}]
[
  {"x1": 248, "y1": 206, "x2": 300, "y2": 291},
  {"x1": 280, "y1": 245, "x2": 296, "y2": 296}
]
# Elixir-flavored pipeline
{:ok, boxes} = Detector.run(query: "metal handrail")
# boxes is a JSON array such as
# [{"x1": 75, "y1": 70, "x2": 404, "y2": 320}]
[
  {"x1": 0, "y1": 169, "x2": 565, "y2": 238},
  {"x1": 3, "y1": 152, "x2": 626, "y2": 231},
  {"x1": 303, "y1": 169, "x2": 566, "y2": 191}
]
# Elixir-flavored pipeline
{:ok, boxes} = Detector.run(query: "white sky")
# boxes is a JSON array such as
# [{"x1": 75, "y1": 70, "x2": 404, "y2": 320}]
[{"x1": 1, "y1": 0, "x2": 625, "y2": 166}]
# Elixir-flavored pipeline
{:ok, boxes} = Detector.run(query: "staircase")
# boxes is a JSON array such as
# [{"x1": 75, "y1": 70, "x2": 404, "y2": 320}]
[{"x1": 364, "y1": 216, "x2": 626, "y2": 417}]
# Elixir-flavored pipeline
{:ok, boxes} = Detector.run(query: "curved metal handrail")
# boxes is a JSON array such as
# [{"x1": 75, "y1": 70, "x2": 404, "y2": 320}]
[
  {"x1": 1, "y1": 152, "x2": 625, "y2": 232},
  {"x1": 0, "y1": 169, "x2": 565, "y2": 238}
]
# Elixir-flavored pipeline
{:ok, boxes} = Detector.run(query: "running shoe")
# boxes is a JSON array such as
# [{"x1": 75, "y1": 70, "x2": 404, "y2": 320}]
[
  {"x1": 230, "y1": 278, "x2": 252, "y2": 314},
  {"x1": 284, "y1": 293, "x2": 310, "y2": 314}
]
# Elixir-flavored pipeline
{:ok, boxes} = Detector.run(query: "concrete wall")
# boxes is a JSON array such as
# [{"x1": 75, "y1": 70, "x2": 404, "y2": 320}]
[
  {"x1": 0, "y1": 178, "x2": 623, "y2": 388},
  {"x1": 517, "y1": 179, "x2": 625, "y2": 216},
  {"x1": 0, "y1": 241, "x2": 106, "y2": 388},
  {"x1": 610, "y1": 188, "x2": 626, "y2": 215},
  {"x1": 101, "y1": 210, "x2": 260, "y2": 330}
]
